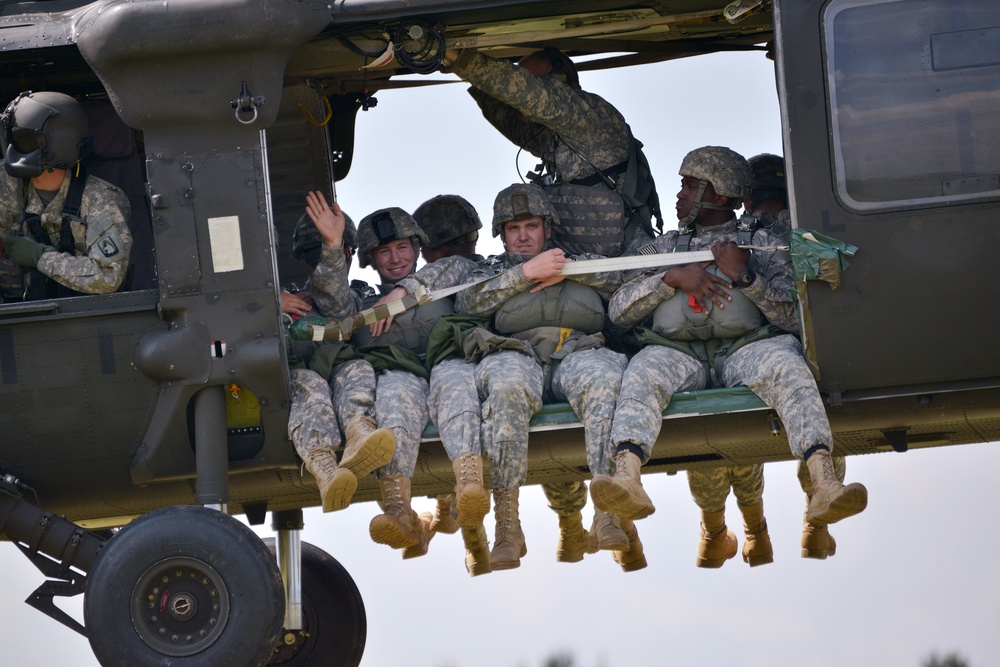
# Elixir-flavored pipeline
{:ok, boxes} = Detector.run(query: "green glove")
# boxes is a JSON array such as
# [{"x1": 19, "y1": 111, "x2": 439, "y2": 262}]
[{"x1": 4, "y1": 235, "x2": 49, "y2": 268}]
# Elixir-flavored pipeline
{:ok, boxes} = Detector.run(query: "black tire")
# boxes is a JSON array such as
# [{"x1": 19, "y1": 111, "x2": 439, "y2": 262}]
[
  {"x1": 264, "y1": 539, "x2": 366, "y2": 667},
  {"x1": 84, "y1": 506, "x2": 285, "y2": 667}
]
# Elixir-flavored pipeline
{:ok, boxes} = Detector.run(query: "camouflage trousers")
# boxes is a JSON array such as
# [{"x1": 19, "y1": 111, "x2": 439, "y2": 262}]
[
  {"x1": 428, "y1": 358, "x2": 482, "y2": 461},
  {"x1": 288, "y1": 368, "x2": 341, "y2": 459},
  {"x1": 611, "y1": 345, "x2": 708, "y2": 463},
  {"x1": 688, "y1": 465, "x2": 765, "y2": 513},
  {"x1": 474, "y1": 350, "x2": 543, "y2": 490},
  {"x1": 330, "y1": 358, "x2": 377, "y2": 432},
  {"x1": 543, "y1": 480, "x2": 588, "y2": 517},
  {"x1": 796, "y1": 454, "x2": 846, "y2": 499},
  {"x1": 374, "y1": 369, "x2": 429, "y2": 479},
  {"x1": 723, "y1": 334, "x2": 833, "y2": 459}
]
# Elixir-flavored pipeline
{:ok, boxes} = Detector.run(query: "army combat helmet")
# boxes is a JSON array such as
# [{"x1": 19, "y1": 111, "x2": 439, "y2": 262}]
[
  {"x1": 412, "y1": 194, "x2": 482, "y2": 249},
  {"x1": 678, "y1": 145, "x2": 752, "y2": 226},
  {"x1": 356, "y1": 207, "x2": 428, "y2": 269},
  {"x1": 746, "y1": 153, "x2": 787, "y2": 211},
  {"x1": 291, "y1": 209, "x2": 357, "y2": 268},
  {"x1": 491, "y1": 183, "x2": 560, "y2": 241},
  {"x1": 1, "y1": 91, "x2": 89, "y2": 178}
]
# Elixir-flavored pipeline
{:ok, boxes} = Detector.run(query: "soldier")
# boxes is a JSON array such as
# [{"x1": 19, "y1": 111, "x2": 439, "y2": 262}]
[
  {"x1": 442, "y1": 46, "x2": 660, "y2": 255},
  {"x1": 0, "y1": 90, "x2": 131, "y2": 299},
  {"x1": 591, "y1": 146, "x2": 868, "y2": 567},
  {"x1": 454, "y1": 182, "x2": 635, "y2": 571},
  {"x1": 411, "y1": 194, "x2": 492, "y2": 575},
  {"x1": 308, "y1": 198, "x2": 479, "y2": 558},
  {"x1": 284, "y1": 198, "x2": 396, "y2": 514}
]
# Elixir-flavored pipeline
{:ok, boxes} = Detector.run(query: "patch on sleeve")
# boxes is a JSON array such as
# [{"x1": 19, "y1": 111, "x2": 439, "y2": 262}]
[{"x1": 97, "y1": 236, "x2": 121, "y2": 258}]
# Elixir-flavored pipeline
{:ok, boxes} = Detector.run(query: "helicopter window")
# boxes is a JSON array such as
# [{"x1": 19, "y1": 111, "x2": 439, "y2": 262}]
[{"x1": 825, "y1": 0, "x2": 1000, "y2": 212}]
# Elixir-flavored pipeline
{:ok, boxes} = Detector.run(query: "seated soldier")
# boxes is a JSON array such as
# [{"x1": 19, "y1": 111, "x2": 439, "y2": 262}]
[
  {"x1": 0, "y1": 91, "x2": 131, "y2": 299},
  {"x1": 591, "y1": 146, "x2": 867, "y2": 568},
  {"x1": 284, "y1": 196, "x2": 395, "y2": 513},
  {"x1": 454, "y1": 183, "x2": 644, "y2": 571}
]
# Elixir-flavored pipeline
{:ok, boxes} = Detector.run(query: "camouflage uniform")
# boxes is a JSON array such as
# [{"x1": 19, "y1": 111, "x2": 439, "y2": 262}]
[
  {"x1": 455, "y1": 250, "x2": 625, "y2": 489},
  {"x1": 0, "y1": 168, "x2": 131, "y2": 297}
]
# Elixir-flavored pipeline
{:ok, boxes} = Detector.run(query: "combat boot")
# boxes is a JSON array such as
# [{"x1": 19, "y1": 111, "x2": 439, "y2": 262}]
[
  {"x1": 340, "y1": 417, "x2": 396, "y2": 478},
  {"x1": 462, "y1": 524, "x2": 492, "y2": 577},
  {"x1": 739, "y1": 501, "x2": 774, "y2": 567},
  {"x1": 301, "y1": 447, "x2": 358, "y2": 513},
  {"x1": 802, "y1": 512, "x2": 837, "y2": 560},
  {"x1": 402, "y1": 512, "x2": 435, "y2": 560},
  {"x1": 452, "y1": 453, "x2": 490, "y2": 527},
  {"x1": 588, "y1": 509, "x2": 629, "y2": 552},
  {"x1": 589, "y1": 449, "x2": 655, "y2": 520},
  {"x1": 429, "y1": 494, "x2": 460, "y2": 534},
  {"x1": 696, "y1": 509, "x2": 738, "y2": 568},
  {"x1": 369, "y1": 475, "x2": 420, "y2": 549},
  {"x1": 805, "y1": 448, "x2": 868, "y2": 526},
  {"x1": 491, "y1": 487, "x2": 526, "y2": 570},
  {"x1": 612, "y1": 518, "x2": 647, "y2": 572},
  {"x1": 555, "y1": 511, "x2": 591, "y2": 563}
]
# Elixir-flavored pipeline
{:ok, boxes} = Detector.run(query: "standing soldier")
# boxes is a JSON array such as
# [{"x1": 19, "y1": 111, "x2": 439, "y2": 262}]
[
  {"x1": 284, "y1": 199, "x2": 396, "y2": 513},
  {"x1": 592, "y1": 146, "x2": 868, "y2": 566},
  {"x1": 0, "y1": 90, "x2": 131, "y2": 299},
  {"x1": 455, "y1": 183, "x2": 644, "y2": 571}
]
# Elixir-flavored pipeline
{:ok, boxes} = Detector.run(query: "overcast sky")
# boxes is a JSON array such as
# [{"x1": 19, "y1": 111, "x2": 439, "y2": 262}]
[{"x1": 2, "y1": 50, "x2": 998, "y2": 667}]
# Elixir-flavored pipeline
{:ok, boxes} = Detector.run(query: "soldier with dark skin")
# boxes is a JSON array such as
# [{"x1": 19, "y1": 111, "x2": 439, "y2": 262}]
[
  {"x1": 591, "y1": 147, "x2": 868, "y2": 567},
  {"x1": 0, "y1": 91, "x2": 131, "y2": 300}
]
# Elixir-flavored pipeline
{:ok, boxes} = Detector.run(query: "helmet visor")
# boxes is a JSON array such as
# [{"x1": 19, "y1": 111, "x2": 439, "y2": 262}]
[{"x1": 9, "y1": 125, "x2": 44, "y2": 154}]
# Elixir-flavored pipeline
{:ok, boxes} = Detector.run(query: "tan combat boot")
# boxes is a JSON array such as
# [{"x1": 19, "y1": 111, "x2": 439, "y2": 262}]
[
  {"x1": 301, "y1": 447, "x2": 358, "y2": 513},
  {"x1": 491, "y1": 487, "x2": 526, "y2": 570},
  {"x1": 452, "y1": 453, "x2": 490, "y2": 527},
  {"x1": 696, "y1": 509, "x2": 738, "y2": 568},
  {"x1": 805, "y1": 448, "x2": 868, "y2": 526},
  {"x1": 589, "y1": 449, "x2": 655, "y2": 520},
  {"x1": 555, "y1": 511, "x2": 591, "y2": 563},
  {"x1": 588, "y1": 509, "x2": 629, "y2": 552},
  {"x1": 739, "y1": 501, "x2": 774, "y2": 567},
  {"x1": 802, "y1": 511, "x2": 837, "y2": 560},
  {"x1": 462, "y1": 524, "x2": 492, "y2": 577},
  {"x1": 612, "y1": 518, "x2": 648, "y2": 572},
  {"x1": 369, "y1": 475, "x2": 420, "y2": 549},
  {"x1": 340, "y1": 417, "x2": 396, "y2": 478},
  {"x1": 429, "y1": 494, "x2": 460, "y2": 534},
  {"x1": 402, "y1": 512, "x2": 435, "y2": 560}
]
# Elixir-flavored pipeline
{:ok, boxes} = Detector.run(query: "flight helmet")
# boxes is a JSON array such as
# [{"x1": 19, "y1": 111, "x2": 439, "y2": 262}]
[
  {"x1": 356, "y1": 207, "x2": 428, "y2": 269},
  {"x1": 2, "y1": 91, "x2": 89, "y2": 178}
]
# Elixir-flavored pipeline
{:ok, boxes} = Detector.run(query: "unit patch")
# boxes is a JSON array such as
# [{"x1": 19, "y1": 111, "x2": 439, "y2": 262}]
[{"x1": 98, "y1": 237, "x2": 120, "y2": 258}]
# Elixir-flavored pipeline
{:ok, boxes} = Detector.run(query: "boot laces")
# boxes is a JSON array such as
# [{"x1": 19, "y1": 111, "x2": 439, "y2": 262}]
[
  {"x1": 457, "y1": 453, "x2": 480, "y2": 485},
  {"x1": 495, "y1": 489, "x2": 513, "y2": 541}
]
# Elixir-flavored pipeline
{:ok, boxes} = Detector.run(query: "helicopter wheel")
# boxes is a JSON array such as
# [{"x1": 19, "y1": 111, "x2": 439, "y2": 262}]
[
  {"x1": 84, "y1": 505, "x2": 284, "y2": 667},
  {"x1": 264, "y1": 539, "x2": 366, "y2": 667}
]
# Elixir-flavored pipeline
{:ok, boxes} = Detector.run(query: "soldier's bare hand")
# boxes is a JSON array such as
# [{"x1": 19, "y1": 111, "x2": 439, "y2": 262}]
[
  {"x1": 280, "y1": 291, "x2": 314, "y2": 317},
  {"x1": 711, "y1": 241, "x2": 750, "y2": 282},
  {"x1": 522, "y1": 248, "x2": 567, "y2": 284},
  {"x1": 663, "y1": 262, "x2": 732, "y2": 311},
  {"x1": 369, "y1": 286, "x2": 407, "y2": 337},
  {"x1": 305, "y1": 191, "x2": 345, "y2": 248}
]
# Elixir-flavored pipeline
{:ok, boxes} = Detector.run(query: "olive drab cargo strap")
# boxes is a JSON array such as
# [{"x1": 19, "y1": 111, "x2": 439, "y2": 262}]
[
  {"x1": 287, "y1": 248, "x2": 800, "y2": 344},
  {"x1": 25, "y1": 166, "x2": 89, "y2": 301}
]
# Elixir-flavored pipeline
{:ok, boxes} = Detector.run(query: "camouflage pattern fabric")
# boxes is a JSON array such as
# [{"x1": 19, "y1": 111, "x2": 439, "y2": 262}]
[
  {"x1": 355, "y1": 207, "x2": 428, "y2": 269},
  {"x1": 610, "y1": 345, "x2": 708, "y2": 463},
  {"x1": 413, "y1": 194, "x2": 482, "y2": 247},
  {"x1": 609, "y1": 217, "x2": 798, "y2": 334},
  {"x1": 679, "y1": 146, "x2": 752, "y2": 200},
  {"x1": 428, "y1": 357, "x2": 482, "y2": 460},
  {"x1": 754, "y1": 209, "x2": 792, "y2": 237},
  {"x1": 687, "y1": 464, "x2": 765, "y2": 512},
  {"x1": 451, "y1": 50, "x2": 630, "y2": 184},
  {"x1": 474, "y1": 349, "x2": 543, "y2": 490},
  {"x1": 722, "y1": 334, "x2": 833, "y2": 459},
  {"x1": 797, "y1": 453, "x2": 847, "y2": 499},
  {"x1": 374, "y1": 368, "x2": 429, "y2": 478},
  {"x1": 550, "y1": 346, "x2": 627, "y2": 476},
  {"x1": 331, "y1": 358, "x2": 378, "y2": 429},
  {"x1": 542, "y1": 481, "x2": 589, "y2": 516},
  {"x1": 288, "y1": 367, "x2": 343, "y2": 457},
  {"x1": 0, "y1": 169, "x2": 131, "y2": 296}
]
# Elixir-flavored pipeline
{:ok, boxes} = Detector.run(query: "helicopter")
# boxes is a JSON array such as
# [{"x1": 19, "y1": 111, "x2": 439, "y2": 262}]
[{"x1": 0, "y1": 0, "x2": 998, "y2": 665}]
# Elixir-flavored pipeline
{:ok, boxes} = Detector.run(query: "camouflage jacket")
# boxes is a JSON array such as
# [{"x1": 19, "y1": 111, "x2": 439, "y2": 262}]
[
  {"x1": 0, "y1": 169, "x2": 131, "y2": 297},
  {"x1": 452, "y1": 50, "x2": 631, "y2": 184},
  {"x1": 609, "y1": 216, "x2": 798, "y2": 333},
  {"x1": 455, "y1": 250, "x2": 623, "y2": 318}
]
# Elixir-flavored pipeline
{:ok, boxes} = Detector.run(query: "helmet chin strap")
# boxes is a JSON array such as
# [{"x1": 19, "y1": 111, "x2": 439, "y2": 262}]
[{"x1": 680, "y1": 179, "x2": 732, "y2": 228}]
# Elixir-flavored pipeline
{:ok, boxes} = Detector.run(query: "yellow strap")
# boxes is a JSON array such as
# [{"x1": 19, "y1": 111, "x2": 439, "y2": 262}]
[{"x1": 554, "y1": 327, "x2": 573, "y2": 353}]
